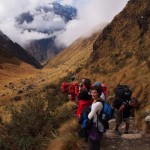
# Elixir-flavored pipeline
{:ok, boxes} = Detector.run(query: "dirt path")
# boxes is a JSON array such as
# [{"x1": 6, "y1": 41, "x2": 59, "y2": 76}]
[{"x1": 100, "y1": 118, "x2": 150, "y2": 150}]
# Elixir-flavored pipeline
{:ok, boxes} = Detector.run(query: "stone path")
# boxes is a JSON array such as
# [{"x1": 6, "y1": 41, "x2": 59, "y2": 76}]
[{"x1": 100, "y1": 118, "x2": 150, "y2": 150}]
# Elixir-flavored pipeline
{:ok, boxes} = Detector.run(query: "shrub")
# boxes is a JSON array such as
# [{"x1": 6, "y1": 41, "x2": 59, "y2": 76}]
[
  {"x1": 3, "y1": 97, "x2": 49, "y2": 149},
  {"x1": 0, "y1": 83, "x2": 74, "y2": 150}
]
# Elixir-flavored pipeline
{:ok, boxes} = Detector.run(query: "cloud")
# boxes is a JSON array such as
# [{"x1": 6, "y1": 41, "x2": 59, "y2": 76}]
[
  {"x1": 59, "y1": 0, "x2": 74, "y2": 5},
  {"x1": 0, "y1": 0, "x2": 129, "y2": 47},
  {"x1": 56, "y1": 0, "x2": 129, "y2": 46},
  {"x1": 19, "y1": 12, "x2": 65, "y2": 32}
]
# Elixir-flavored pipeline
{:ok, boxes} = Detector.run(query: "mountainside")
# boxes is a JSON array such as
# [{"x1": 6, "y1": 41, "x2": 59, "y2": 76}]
[
  {"x1": 77, "y1": 0, "x2": 150, "y2": 131},
  {"x1": 90, "y1": 0, "x2": 150, "y2": 73},
  {"x1": 0, "y1": 31, "x2": 41, "y2": 68},
  {"x1": 25, "y1": 37, "x2": 64, "y2": 65},
  {"x1": 46, "y1": 0, "x2": 150, "y2": 131},
  {"x1": 16, "y1": 2, "x2": 77, "y2": 64},
  {"x1": 0, "y1": 46, "x2": 38, "y2": 86}
]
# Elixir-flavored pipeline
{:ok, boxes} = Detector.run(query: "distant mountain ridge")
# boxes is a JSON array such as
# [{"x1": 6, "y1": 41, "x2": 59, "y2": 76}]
[
  {"x1": 25, "y1": 37, "x2": 64, "y2": 65},
  {"x1": 16, "y1": 2, "x2": 77, "y2": 64},
  {"x1": 16, "y1": 2, "x2": 77, "y2": 27},
  {"x1": 0, "y1": 31, "x2": 42, "y2": 69}
]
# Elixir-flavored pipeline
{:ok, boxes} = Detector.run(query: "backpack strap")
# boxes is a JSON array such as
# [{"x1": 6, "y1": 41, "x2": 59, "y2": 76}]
[{"x1": 95, "y1": 99, "x2": 104, "y2": 122}]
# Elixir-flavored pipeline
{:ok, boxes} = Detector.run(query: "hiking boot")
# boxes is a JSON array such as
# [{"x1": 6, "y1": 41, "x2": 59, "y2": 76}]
[
  {"x1": 124, "y1": 131, "x2": 128, "y2": 134},
  {"x1": 114, "y1": 130, "x2": 121, "y2": 135}
]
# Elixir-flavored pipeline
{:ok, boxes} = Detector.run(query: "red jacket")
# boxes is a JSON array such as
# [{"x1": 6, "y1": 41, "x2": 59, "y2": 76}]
[{"x1": 76, "y1": 99, "x2": 93, "y2": 118}]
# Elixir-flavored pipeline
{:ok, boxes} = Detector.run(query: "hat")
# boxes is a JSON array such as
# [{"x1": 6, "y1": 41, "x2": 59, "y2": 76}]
[{"x1": 93, "y1": 82, "x2": 101, "y2": 87}]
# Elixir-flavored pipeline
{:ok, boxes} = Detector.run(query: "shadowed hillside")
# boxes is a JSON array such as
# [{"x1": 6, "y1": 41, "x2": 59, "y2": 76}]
[{"x1": 0, "y1": 31, "x2": 41, "y2": 69}]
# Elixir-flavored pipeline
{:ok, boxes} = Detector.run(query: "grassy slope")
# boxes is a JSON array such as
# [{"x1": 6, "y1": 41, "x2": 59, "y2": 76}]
[
  {"x1": 0, "y1": 47, "x2": 38, "y2": 87},
  {"x1": 78, "y1": 0, "x2": 150, "y2": 130},
  {"x1": 45, "y1": 31, "x2": 101, "y2": 72},
  {"x1": 46, "y1": 0, "x2": 150, "y2": 131}
]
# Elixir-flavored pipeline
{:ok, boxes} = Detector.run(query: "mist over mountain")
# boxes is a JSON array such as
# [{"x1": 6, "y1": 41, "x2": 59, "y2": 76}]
[
  {"x1": 16, "y1": 2, "x2": 77, "y2": 33},
  {"x1": 0, "y1": 0, "x2": 129, "y2": 65},
  {"x1": 15, "y1": 2, "x2": 77, "y2": 64}
]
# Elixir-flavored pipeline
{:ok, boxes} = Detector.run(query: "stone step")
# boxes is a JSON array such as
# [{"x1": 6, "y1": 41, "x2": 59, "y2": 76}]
[{"x1": 121, "y1": 134, "x2": 142, "y2": 139}]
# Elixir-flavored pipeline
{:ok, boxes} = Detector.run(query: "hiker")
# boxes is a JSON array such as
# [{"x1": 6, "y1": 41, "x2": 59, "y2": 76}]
[
  {"x1": 113, "y1": 85, "x2": 132, "y2": 134},
  {"x1": 70, "y1": 73, "x2": 75, "y2": 81},
  {"x1": 76, "y1": 90, "x2": 93, "y2": 118},
  {"x1": 69, "y1": 82, "x2": 78, "y2": 101},
  {"x1": 88, "y1": 87, "x2": 104, "y2": 150},
  {"x1": 61, "y1": 82, "x2": 70, "y2": 93}
]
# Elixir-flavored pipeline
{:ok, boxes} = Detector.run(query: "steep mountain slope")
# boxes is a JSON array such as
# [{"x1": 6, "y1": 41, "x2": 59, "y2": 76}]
[
  {"x1": 0, "y1": 46, "x2": 37, "y2": 86},
  {"x1": 0, "y1": 31, "x2": 41, "y2": 68},
  {"x1": 77, "y1": 0, "x2": 150, "y2": 131},
  {"x1": 25, "y1": 37, "x2": 64, "y2": 65}
]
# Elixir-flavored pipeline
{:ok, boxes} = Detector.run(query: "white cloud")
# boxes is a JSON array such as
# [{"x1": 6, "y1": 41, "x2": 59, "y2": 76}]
[
  {"x1": 0, "y1": 0, "x2": 129, "y2": 47},
  {"x1": 56, "y1": 0, "x2": 129, "y2": 46},
  {"x1": 60, "y1": 0, "x2": 74, "y2": 5},
  {"x1": 19, "y1": 12, "x2": 65, "y2": 32}
]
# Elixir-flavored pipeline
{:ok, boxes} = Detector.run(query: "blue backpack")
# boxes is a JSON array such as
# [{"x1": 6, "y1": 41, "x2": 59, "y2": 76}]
[
  {"x1": 78, "y1": 106, "x2": 92, "y2": 140},
  {"x1": 97, "y1": 100, "x2": 113, "y2": 132},
  {"x1": 102, "y1": 102, "x2": 113, "y2": 121}
]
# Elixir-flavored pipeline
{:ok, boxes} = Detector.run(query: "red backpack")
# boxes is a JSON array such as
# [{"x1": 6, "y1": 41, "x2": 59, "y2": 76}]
[
  {"x1": 61, "y1": 82, "x2": 70, "y2": 93},
  {"x1": 101, "y1": 83, "x2": 108, "y2": 98},
  {"x1": 69, "y1": 82, "x2": 79, "y2": 100}
]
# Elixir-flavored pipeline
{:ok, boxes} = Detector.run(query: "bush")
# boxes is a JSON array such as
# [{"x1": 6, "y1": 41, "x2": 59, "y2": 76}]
[
  {"x1": 0, "y1": 83, "x2": 74, "y2": 150},
  {"x1": 3, "y1": 97, "x2": 49, "y2": 149}
]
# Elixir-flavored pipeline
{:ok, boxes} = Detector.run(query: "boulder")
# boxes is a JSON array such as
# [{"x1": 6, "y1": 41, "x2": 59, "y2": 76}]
[{"x1": 145, "y1": 116, "x2": 150, "y2": 122}]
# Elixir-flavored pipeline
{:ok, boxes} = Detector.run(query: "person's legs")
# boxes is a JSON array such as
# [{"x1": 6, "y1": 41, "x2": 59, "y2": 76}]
[
  {"x1": 88, "y1": 138, "x2": 94, "y2": 150},
  {"x1": 95, "y1": 140, "x2": 101, "y2": 150},
  {"x1": 124, "y1": 118, "x2": 130, "y2": 133},
  {"x1": 115, "y1": 111, "x2": 123, "y2": 132},
  {"x1": 88, "y1": 138, "x2": 101, "y2": 150}
]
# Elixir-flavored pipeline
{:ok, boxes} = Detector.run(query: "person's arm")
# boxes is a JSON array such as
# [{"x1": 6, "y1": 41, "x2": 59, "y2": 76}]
[
  {"x1": 118, "y1": 104, "x2": 126, "y2": 112},
  {"x1": 88, "y1": 102, "x2": 103, "y2": 120}
]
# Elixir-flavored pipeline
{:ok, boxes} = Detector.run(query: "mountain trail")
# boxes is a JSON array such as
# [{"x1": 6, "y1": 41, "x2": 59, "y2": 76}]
[{"x1": 99, "y1": 118, "x2": 150, "y2": 150}]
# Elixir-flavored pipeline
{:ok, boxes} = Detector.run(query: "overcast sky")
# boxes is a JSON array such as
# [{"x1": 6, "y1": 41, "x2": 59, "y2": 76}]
[{"x1": 0, "y1": 0, "x2": 129, "y2": 47}]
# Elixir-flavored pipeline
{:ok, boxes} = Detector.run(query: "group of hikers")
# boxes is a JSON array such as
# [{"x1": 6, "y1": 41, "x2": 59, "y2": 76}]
[{"x1": 61, "y1": 78, "x2": 136, "y2": 150}]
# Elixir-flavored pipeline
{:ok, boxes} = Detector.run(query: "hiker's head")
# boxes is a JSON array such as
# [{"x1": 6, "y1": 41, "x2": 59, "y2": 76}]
[
  {"x1": 82, "y1": 78, "x2": 91, "y2": 88},
  {"x1": 93, "y1": 81, "x2": 101, "y2": 89},
  {"x1": 91, "y1": 86, "x2": 102, "y2": 100}
]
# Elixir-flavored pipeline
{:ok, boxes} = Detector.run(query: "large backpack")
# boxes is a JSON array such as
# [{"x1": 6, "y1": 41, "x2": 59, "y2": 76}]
[
  {"x1": 69, "y1": 82, "x2": 78, "y2": 100},
  {"x1": 61, "y1": 82, "x2": 70, "y2": 93},
  {"x1": 98, "y1": 100, "x2": 113, "y2": 132},
  {"x1": 115, "y1": 84, "x2": 132, "y2": 100},
  {"x1": 78, "y1": 106, "x2": 92, "y2": 140},
  {"x1": 113, "y1": 84, "x2": 132, "y2": 110}
]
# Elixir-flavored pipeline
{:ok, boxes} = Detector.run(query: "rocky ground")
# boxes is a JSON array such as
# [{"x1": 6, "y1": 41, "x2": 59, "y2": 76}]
[{"x1": 101, "y1": 118, "x2": 150, "y2": 150}]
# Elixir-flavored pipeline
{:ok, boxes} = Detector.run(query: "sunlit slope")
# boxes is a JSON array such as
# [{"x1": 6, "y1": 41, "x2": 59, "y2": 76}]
[
  {"x1": 45, "y1": 31, "x2": 101, "y2": 72},
  {"x1": 77, "y1": 0, "x2": 150, "y2": 131}
]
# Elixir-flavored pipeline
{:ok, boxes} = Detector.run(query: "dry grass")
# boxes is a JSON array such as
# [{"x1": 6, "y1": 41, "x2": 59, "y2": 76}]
[
  {"x1": 45, "y1": 30, "x2": 101, "y2": 72},
  {"x1": 47, "y1": 119, "x2": 87, "y2": 150}
]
